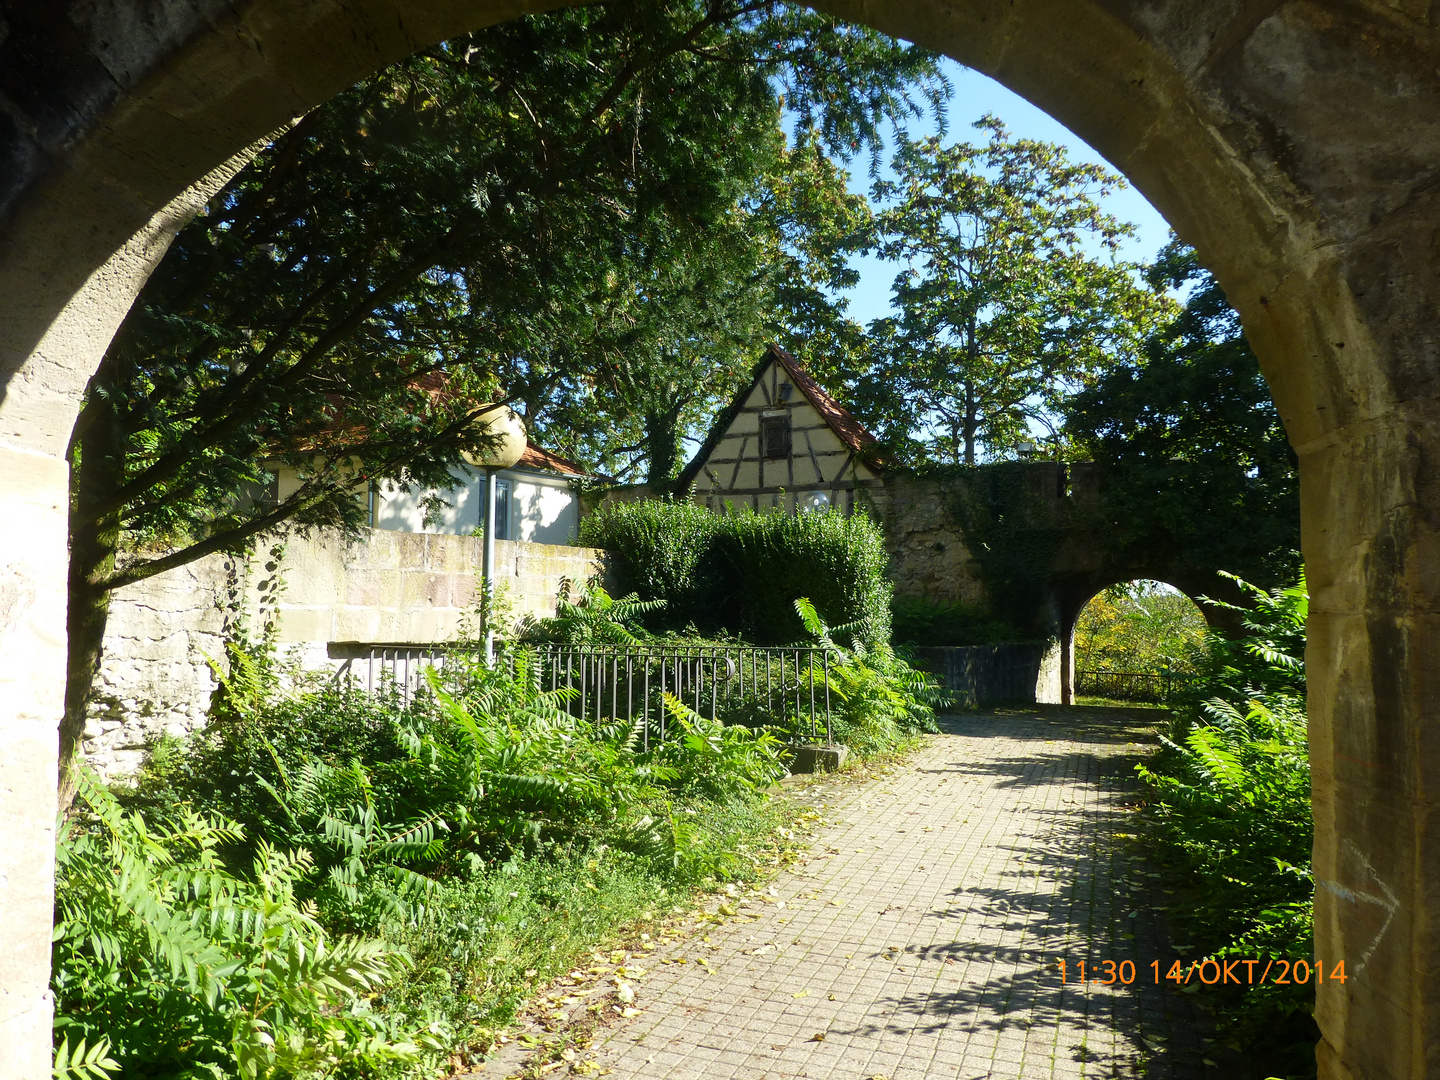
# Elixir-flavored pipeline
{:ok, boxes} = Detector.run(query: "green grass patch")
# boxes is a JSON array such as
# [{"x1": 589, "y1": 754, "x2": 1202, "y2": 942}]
[{"x1": 379, "y1": 794, "x2": 800, "y2": 1061}]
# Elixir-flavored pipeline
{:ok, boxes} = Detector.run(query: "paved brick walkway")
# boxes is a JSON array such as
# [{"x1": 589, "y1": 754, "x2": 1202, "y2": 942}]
[{"x1": 481, "y1": 707, "x2": 1222, "y2": 1079}]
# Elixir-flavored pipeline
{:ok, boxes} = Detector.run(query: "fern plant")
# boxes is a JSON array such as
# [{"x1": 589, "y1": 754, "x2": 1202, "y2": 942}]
[
  {"x1": 657, "y1": 693, "x2": 788, "y2": 799},
  {"x1": 253, "y1": 751, "x2": 446, "y2": 933},
  {"x1": 53, "y1": 768, "x2": 419, "y2": 1080},
  {"x1": 1134, "y1": 571, "x2": 1314, "y2": 1074},
  {"x1": 53, "y1": 1036, "x2": 119, "y2": 1079},
  {"x1": 793, "y1": 597, "x2": 947, "y2": 752},
  {"x1": 427, "y1": 660, "x2": 671, "y2": 852},
  {"x1": 517, "y1": 579, "x2": 665, "y2": 645},
  {"x1": 104, "y1": 631, "x2": 817, "y2": 1071}
]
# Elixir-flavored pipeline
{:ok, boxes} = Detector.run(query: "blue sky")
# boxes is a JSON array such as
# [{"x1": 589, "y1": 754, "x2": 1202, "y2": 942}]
[{"x1": 832, "y1": 58, "x2": 1174, "y2": 327}]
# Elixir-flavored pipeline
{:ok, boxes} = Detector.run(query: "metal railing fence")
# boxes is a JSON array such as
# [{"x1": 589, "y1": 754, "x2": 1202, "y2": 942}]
[
  {"x1": 528, "y1": 643, "x2": 832, "y2": 748},
  {"x1": 331, "y1": 645, "x2": 457, "y2": 705},
  {"x1": 332, "y1": 642, "x2": 834, "y2": 744}
]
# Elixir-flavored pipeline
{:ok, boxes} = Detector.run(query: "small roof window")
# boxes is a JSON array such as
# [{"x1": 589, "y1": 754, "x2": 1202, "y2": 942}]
[{"x1": 761, "y1": 413, "x2": 791, "y2": 459}]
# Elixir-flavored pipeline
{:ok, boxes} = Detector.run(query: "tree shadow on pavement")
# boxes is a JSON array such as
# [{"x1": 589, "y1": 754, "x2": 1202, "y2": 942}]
[{"x1": 826, "y1": 706, "x2": 1248, "y2": 1080}]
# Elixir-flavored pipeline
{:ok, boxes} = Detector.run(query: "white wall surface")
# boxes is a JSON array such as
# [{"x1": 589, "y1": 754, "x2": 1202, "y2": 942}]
[{"x1": 371, "y1": 466, "x2": 579, "y2": 544}]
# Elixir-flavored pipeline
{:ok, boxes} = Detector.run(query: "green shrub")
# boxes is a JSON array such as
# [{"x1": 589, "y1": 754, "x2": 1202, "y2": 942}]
[
  {"x1": 582, "y1": 501, "x2": 892, "y2": 646},
  {"x1": 580, "y1": 500, "x2": 721, "y2": 622},
  {"x1": 80, "y1": 566, "x2": 948, "y2": 1075},
  {"x1": 1135, "y1": 571, "x2": 1315, "y2": 1076},
  {"x1": 93, "y1": 650, "x2": 801, "y2": 1076},
  {"x1": 131, "y1": 653, "x2": 785, "y2": 912}
]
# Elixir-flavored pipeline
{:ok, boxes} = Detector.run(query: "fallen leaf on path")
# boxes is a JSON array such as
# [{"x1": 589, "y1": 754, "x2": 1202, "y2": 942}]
[
  {"x1": 809, "y1": 1032, "x2": 825, "y2": 1042},
  {"x1": 793, "y1": 989, "x2": 810, "y2": 999}
]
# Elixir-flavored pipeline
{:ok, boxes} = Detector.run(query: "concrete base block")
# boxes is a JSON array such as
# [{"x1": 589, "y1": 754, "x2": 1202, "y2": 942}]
[{"x1": 790, "y1": 743, "x2": 849, "y2": 774}]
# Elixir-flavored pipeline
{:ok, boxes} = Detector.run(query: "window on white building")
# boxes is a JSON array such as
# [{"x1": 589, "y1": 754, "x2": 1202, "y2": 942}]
[{"x1": 487, "y1": 478, "x2": 512, "y2": 540}]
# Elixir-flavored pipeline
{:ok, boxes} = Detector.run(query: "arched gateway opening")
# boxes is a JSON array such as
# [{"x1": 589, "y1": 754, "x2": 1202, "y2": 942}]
[
  {"x1": 2, "y1": 4, "x2": 1435, "y2": 1077},
  {"x1": 1071, "y1": 580, "x2": 1208, "y2": 705}
]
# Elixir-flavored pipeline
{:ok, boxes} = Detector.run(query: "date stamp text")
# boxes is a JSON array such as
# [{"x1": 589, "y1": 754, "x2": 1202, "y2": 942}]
[{"x1": 1057, "y1": 958, "x2": 1346, "y2": 987}]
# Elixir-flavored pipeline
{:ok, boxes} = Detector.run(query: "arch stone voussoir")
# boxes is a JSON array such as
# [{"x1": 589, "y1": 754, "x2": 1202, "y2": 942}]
[{"x1": 1, "y1": 1, "x2": 1438, "y2": 1076}]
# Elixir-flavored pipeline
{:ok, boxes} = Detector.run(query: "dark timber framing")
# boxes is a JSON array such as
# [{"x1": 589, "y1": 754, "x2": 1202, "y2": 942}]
[{"x1": 677, "y1": 345, "x2": 884, "y2": 516}]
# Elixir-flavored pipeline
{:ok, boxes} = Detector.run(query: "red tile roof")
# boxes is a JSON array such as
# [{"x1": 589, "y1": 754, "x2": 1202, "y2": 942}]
[
  {"x1": 767, "y1": 344, "x2": 879, "y2": 456},
  {"x1": 517, "y1": 442, "x2": 589, "y2": 476}
]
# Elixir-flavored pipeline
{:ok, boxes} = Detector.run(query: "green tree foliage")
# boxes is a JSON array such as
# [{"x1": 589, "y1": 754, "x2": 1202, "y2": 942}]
[
  {"x1": 62, "y1": 3, "x2": 950, "y2": 800},
  {"x1": 1074, "y1": 580, "x2": 1206, "y2": 675},
  {"x1": 1136, "y1": 573, "x2": 1315, "y2": 1075},
  {"x1": 1064, "y1": 239, "x2": 1301, "y2": 588},
  {"x1": 758, "y1": 132, "x2": 877, "y2": 386},
  {"x1": 581, "y1": 501, "x2": 893, "y2": 645},
  {"x1": 851, "y1": 117, "x2": 1167, "y2": 465}
]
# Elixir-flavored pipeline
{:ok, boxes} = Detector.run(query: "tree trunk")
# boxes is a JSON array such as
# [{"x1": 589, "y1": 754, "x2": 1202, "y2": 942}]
[
  {"x1": 963, "y1": 381, "x2": 978, "y2": 466},
  {"x1": 59, "y1": 392, "x2": 125, "y2": 811},
  {"x1": 643, "y1": 402, "x2": 684, "y2": 493}
]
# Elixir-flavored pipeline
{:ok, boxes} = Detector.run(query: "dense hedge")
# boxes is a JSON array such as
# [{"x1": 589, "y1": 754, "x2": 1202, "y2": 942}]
[{"x1": 581, "y1": 500, "x2": 892, "y2": 646}]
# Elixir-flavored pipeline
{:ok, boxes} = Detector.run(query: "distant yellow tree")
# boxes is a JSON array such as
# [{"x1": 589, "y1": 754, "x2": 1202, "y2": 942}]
[{"x1": 1075, "y1": 581, "x2": 1205, "y2": 675}]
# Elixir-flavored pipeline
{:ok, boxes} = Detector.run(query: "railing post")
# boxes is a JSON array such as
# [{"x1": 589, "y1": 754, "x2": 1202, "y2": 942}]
[
  {"x1": 642, "y1": 654, "x2": 651, "y2": 752},
  {"x1": 823, "y1": 650, "x2": 831, "y2": 744},
  {"x1": 808, "y1": 649, "x2": 816, "y2": 741}
]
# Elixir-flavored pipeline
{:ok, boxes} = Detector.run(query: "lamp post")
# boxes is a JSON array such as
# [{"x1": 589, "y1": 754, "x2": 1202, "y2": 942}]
[{"x1": 474, "y1": 405, "x2": 526, "y2": 665}]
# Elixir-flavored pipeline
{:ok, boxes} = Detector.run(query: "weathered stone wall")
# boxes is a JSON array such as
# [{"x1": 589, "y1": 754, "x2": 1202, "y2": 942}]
[
  {"x1": 83, "y1": 530, "x2": 607, "y2": 777},
  {"x1": 272, "y1": 529, "x2": 606, "y2": 667},
  {"x1": 83, "y1": 554, "x2": 233, "y2": 779},
  {"x1": 910, "y1": 642, "x2": 1062, "y2": 708},
  {"x1": 871, "y1": 475, "x2": 988, "y2": 606}
]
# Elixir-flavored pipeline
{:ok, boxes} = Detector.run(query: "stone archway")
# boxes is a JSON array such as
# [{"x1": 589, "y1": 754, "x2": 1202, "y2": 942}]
[
  {"x1": 2, "y1": 3, "x2": 1435, "y2": 1077},
  {"x1": 1053, "y1": 574, "x2": 1233, "y2": 708}
]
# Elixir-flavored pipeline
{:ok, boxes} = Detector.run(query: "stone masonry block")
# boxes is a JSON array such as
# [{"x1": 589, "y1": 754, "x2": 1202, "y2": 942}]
[{"x1": 789, "y1": 744, "x2": 849, "y2": 773}]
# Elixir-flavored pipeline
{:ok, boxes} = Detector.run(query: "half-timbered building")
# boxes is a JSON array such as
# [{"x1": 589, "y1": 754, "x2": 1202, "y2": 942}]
[{"x1": 677, "y1": 345, "x2": 884, "y2": 515}]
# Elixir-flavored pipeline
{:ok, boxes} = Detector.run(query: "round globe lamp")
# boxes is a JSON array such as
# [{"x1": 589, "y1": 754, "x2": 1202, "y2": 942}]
[
  {"x1": 475, "y1": 405, "x2": 527, "y2": 470},
  {"x1": 477, "y1": 406, "x2": 526, "y2": 664}
]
